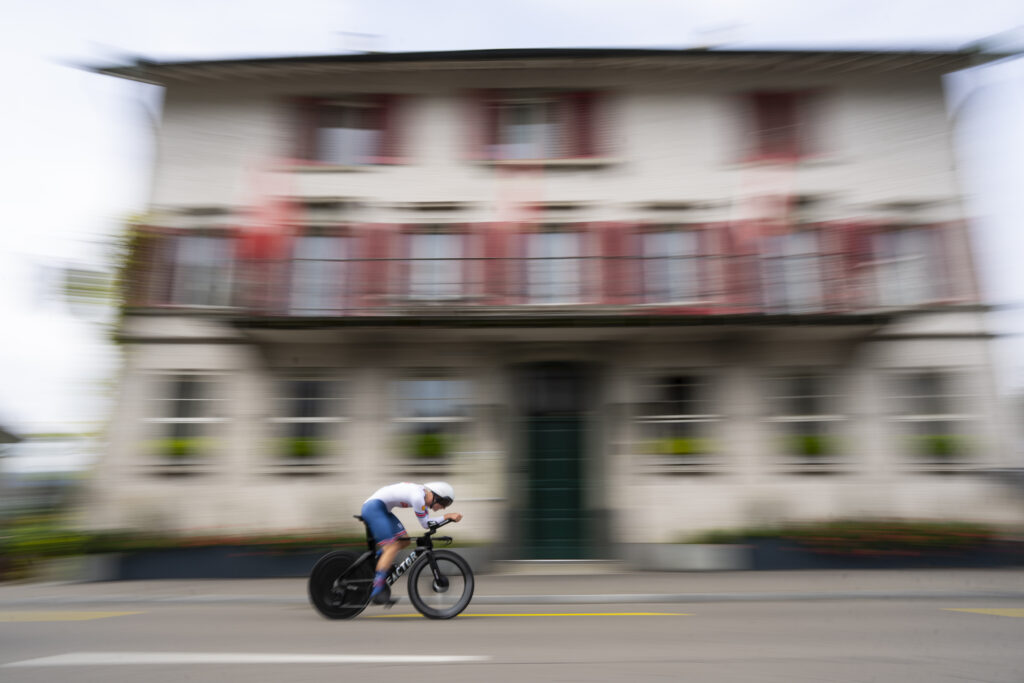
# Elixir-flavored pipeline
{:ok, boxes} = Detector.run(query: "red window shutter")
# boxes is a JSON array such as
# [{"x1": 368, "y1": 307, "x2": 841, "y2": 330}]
[
  {"x1": 721, "y1": 221, "x2": 757, "y2": 313},
  {"x1": 395, "y1": 226, "x2": 411, "y2": 300},
  {"x1": 457, "y1": 225, "x2": 473, "y2": 301},
  {"x1": 941, "y1": 221, "x2": 977, "y2": 302},
  {"x1": 568, "y1": 91, "x2": 597, "y2": 158},
  {"x1": 704, "y1": 224, "x2": 730, "y2": 313},
  {"x1": 127, "y1": 228, "x2": 169, "y2": 307},
  {"x1": 837, "y1": 221, "x2": 876, "y2": 309},
  {"x1": 468, "y1": 90, "x2": 499, "y2": 160},
  {"x1": 931, "y1": 222, "x2": 959, "y2": 302},
  {"x1": 375, "y1": 94, "x2": 402, "y2": 164},
  {"x1": 600, "y1": 222, "x2": 637, "y2": 305},
  {"x1": 358, "y1": 224, "x2": 398, "y2": 309},
  {"x1": 481, "y1": 223, "x2": 510, "y2": 305},
  {"x1": 293, "y1": 97, "x2": 321, "y2": 163},
  {"x1": 752, "y1": 92, "x2": 801, "y2": 160},
  {"x1": 694, "y1": 225, "x2": 712, "y2": 306}
]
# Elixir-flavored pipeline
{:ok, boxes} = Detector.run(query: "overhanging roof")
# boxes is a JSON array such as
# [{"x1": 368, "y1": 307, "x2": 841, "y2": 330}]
[
  {"x1": 0, "y1": 425, "x2": 21, "y2": 444},
  {"x1": 89, "y1": 47, "x2": 977, "y2": 85}
]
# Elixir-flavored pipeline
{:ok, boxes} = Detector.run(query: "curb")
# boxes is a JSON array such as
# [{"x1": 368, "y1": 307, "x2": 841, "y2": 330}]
[{"x1": 3, "y1": 590, "x2": 1024, "y2": 607}]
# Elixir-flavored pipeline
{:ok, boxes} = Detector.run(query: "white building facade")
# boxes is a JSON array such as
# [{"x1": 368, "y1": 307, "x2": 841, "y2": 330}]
[{"x1": 90, "y1": 49, "x2": 1019, "y2": 558}]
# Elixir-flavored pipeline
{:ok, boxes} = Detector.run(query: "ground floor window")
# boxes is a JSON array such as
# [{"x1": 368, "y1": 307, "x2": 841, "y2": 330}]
[
  {"x1": 889, "y1": 369, "x2": 977, "y2": 467},
  {"x1": 144, "y1": 373, "x2": 226, "y2": 469},
  {"x1": 393, "y1": 375, "x2": 473, "y2": 469},
  {"x1": 635, "y1": 373, "x2": 719, "y2": 471},
  {"x1": 270, "y1": 376, "x2": 347, "y2": 468},
  {"x1": 764, "y1": 370, "x2": 845, "y2": 469}
]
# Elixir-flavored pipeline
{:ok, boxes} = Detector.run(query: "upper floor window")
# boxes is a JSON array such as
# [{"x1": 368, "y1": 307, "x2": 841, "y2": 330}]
[
  {"x1": 408, "y1": 229, "x2": 466, "y2": 301},
  {"x1": 172, "y1": 235, "x2": 233, "y2": 307},
  {"x1": 746, "y1": 91, "x2": 815, "y2": 161},
  {"x1": 641, "y1": 228, "x2": 704, "y2": 304},
  {"x1": 479, "y1": 90, "x2": 601, "y2": 161},
  {"x1": 289, "y1": 234, "x2": 352, "y2": 315},
  {"x1": 527, "y1": 229, "x2": 584, "y2": 304},
  {"x1": 297, "y1": 95, "x2": 401, "y2": 166},
  {"x1": 873, "y1": 227, "x2": 944, "y2": 307},
  {"x1": 761, "y1": 230, "x2": 824, "y2": 313}
]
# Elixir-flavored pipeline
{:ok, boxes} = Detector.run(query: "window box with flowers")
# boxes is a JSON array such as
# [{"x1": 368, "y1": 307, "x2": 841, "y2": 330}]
[
  {"x1": 393, "y1": 376, "x2": 472, "y2": 473},
  {"x1": 636, "y1": 373, "x2": 720, "y2": 474}
]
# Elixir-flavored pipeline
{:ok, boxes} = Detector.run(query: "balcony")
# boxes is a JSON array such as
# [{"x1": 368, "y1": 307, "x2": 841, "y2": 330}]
[{"x1": 121, "y1": 222, "x2": 976, "y2": 329}]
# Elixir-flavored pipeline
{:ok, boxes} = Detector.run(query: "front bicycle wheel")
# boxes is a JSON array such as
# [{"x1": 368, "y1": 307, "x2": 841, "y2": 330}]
[
  {"x1": 308, "y1": 550, "x2": 373, "y2": 619},
  {"x1": 406, "y1": 549, "x2": 474, "y2": 619}
]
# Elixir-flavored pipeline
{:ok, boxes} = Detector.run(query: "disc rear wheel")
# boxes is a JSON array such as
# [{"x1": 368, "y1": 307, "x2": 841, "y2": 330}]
[{"x1": 308, "y1": 550, "x2": 373, "y2": 619}]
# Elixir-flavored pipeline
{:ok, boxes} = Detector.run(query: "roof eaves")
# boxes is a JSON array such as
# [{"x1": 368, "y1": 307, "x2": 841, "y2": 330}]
[{"x1": 89, "y1": 47, "x2": 976, "y2": 85}]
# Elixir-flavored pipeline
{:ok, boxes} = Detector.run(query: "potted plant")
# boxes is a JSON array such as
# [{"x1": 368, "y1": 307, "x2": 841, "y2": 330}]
[
  {"x1": 651, "y1": 437, "x2": 713, "y2": 457},
  {"x1": 912, "y1": 434, "x2": 967, "y2": 461},
  {"x1": 279, "y1": 436, "x2": 326, "y2": 460},
  {"x1": 151, "y1": 437, "x2": 209, "y2": 461}
]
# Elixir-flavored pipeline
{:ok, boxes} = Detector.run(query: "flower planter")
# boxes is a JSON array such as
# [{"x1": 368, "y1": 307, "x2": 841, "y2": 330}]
[
  {"x1": 81, "y1": 544, "x2": 495, "y2": 581},
  {"x1": 746, "y1": 538, "x2": 1024, "y2": 570},
  {"x1": 106, "y1": 546, "x2": 333, "y2": 580}
]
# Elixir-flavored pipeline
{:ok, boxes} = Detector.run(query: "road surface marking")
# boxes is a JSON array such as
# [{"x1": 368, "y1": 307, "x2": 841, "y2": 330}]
[
  {"x1": 368, "y1": 612, "x2": 690, "y2": 618},
  {"x1": 944, "y1": 608, "x2": 1024, "y2": 618},
  {"x1": 0, "y1": 611, "x2": 142, "y2": 622},
  {"x1": 3, "y1": 652, "x2": 490, "y2": 667}
]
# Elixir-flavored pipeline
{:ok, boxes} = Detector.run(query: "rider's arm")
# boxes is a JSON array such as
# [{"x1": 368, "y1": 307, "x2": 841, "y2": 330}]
[{"x1": 413, "y1": 490, "x2": 445, "y2": 529}]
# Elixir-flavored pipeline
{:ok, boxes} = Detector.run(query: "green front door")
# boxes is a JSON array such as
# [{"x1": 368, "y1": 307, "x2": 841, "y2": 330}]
[{"x1": 519, "y1": 363, "x2": 589, "y2": 559}]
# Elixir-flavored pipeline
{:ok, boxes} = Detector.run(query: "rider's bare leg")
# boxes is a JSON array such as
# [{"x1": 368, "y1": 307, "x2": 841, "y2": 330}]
[{"x1": 377, "y1": 538, "x2": 410, "y2": 572}]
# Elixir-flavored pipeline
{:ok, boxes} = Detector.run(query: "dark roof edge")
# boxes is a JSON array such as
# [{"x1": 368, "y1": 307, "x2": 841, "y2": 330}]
[{"x1": 88, "y1": 46, "x2": 975, "y2": 79}]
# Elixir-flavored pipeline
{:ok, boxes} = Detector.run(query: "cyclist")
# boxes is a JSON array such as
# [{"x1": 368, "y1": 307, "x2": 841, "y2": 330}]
[{"x1": 361, "y1": 481, "x2": 462, "y2": 604}]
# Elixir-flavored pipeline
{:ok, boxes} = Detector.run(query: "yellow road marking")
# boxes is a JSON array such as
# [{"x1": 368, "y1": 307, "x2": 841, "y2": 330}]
[
  {"x1": 944, "y1": 608, "x2": 1024, "y2": 618},
  {"x1": 0, "y1": 611, "x2": 142, "y2": 623},
  {"x1": 368, "y1": 612, "x2": 689, "y2": 618}
]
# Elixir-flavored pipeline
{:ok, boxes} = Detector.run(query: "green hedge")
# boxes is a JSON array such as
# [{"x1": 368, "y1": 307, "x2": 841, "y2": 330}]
[
  {"x1": 685, "y1": 519, "x2": 995, "y2": 555},
  {"x1": 0, "y1": 515, "x2": 372, "y2": 580}
]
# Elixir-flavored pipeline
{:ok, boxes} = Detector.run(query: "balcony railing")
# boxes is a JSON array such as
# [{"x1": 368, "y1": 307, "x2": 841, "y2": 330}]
[{"x1": 122, "y1": 225, "x2": 975, "y2": 320}]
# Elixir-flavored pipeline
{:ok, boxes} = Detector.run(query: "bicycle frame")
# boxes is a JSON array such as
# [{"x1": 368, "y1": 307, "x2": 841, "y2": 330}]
[{"x1": 351, "y1": 516, "x2": 454, "y2": 590}]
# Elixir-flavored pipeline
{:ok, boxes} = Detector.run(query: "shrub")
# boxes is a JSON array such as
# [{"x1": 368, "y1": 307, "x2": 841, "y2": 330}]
[{"x1": 685, "y1": 519, "x2": 994, "y2": 556}]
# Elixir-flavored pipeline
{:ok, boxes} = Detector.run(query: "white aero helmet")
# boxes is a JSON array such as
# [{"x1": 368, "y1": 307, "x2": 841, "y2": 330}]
[{"x1": 424, "y1": 481, "x2": 455, "y2": 507}]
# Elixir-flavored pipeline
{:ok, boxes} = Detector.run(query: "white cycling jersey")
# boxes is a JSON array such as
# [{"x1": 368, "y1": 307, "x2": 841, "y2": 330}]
[{"x1": 365, "y1": 482, "x2": 445, "y2": 529}]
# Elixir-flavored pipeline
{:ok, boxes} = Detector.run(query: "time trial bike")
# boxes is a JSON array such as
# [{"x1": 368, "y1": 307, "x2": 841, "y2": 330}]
[{"x1": 308, "y1": 516, "x2": 474, "y2": 620}]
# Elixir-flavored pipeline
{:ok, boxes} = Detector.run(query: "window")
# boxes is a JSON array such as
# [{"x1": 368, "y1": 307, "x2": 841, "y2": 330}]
[
  {"x1": 172, "y1": 235, "x2": 233, "y2": 307},
  {"x1": 873, "y1": 227, "x2": 942, "y2": 307},
  {"x1": 636, "y1": 374, "x2": 718, "y2": 468},
  {"x1": 394, "y1": 377, "x2": 472, "y2": 464},
  {"x1": 271, "y1": 377, "x2": 346, "y2": 465},
  {"x1": 145, "y1": 374, "x2": 225, "y2": 465},
  {"x1": 409, "y1": 230, "x2": 464, "y2": 300},
  {"x1": 290, "y1": 235, "x2": 351, "y2": 315},
  {"x1": 761, "y1": 231, "x2": 823, "y2": 313},
  {"x1": 300, "y1": 95, "x2": 399, "y2": 166},
  {"x1": 527, "y1": 230, "x2": 583, "y2": 304},
  {"x1": 747, "y1": 91, "x2": 813, "y2": 160},
  {"x1": 890, "y1": 370, "x2": 975, "y2": 465},
  {"x1": 641, "y1": 229, "x2": 703, "y2": 303},
  {"x1": 766, "y1": 372, "x2": 843, "y2": 465},
  {"x1": 481, "y1": 90, "x2": 600, "y2": 161}
]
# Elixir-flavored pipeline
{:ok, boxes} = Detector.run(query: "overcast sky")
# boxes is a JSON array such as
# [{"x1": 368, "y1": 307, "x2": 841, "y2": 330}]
[{"x1": 1, "y1": 0, "x2": 1024, "y2": 434}]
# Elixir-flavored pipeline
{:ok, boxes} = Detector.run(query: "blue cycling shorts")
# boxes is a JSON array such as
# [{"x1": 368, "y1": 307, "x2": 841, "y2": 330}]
[{"x1": 360, "y1": 499, "x2": 409, "y2": 548}]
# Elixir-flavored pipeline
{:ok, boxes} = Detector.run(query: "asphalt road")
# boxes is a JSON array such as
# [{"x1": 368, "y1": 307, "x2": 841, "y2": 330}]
[{"x1": 3, "y1": 597, "x2": 1024, "y2": 682}]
